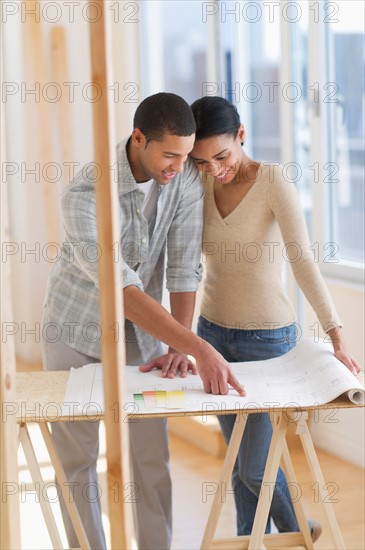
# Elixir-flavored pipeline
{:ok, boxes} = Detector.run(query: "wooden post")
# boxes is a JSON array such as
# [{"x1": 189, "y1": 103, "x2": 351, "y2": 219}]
[
  {"x1": 24, "y1": 0, "x2": 61, "y2": 244},
  {"x1": 0, "y1": 64, "x2": 21, "y2": 548},
  {"x1": 89, "y1": 2, "x2": 133, "y2": 548},
  {"x1": 51, "y1": 27, "x2": 74, "y2": 185}
]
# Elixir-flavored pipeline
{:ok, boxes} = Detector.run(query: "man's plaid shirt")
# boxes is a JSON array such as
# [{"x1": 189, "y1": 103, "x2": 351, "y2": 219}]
[{"x1": 44, "y1": 138, "x2": 203, "y2": 362}]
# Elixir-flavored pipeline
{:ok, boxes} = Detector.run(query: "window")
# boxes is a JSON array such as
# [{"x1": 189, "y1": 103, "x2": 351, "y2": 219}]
[
  {"x1": 140, "y1": 1, "x2": 208, "y2": 104},
  {"x1": 141, "y1": 0, "x2": 364, "y2": 282},
  {"x1": 218, "y1": 2, "x2": 281, "y2": 161},
  {"x1": 326, "y1": 1, "x2": 364, "y2": 264}
]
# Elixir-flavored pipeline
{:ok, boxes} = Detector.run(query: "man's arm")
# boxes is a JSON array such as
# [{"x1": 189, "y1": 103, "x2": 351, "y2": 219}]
[
  {"x1": 123, "y1": 285, "x2": 245, "y2": 396},
  {"x1": 154, "y1": 161, "x2": 202, "y2": 377},
  {"x1": 169, "y1": 291, "x2": 196, "y2": 330}
]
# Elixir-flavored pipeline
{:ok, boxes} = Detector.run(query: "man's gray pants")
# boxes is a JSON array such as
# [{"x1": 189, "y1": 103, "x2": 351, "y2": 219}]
[{"x1": 42, "y1": 337, "x2": 172, "y2": 550}]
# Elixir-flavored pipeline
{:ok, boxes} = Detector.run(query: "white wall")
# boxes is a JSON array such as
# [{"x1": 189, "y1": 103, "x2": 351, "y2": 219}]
[{"x1": 3, "y1": 11, "x2": 50, "y2": 362}]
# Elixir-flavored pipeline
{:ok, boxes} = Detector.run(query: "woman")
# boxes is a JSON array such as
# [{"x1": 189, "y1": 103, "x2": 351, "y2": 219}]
[{"x1": 190, "y1": 96, "x2": 361, "y2": 538}]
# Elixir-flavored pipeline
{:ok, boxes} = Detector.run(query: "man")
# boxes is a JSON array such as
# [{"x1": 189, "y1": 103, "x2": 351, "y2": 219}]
[{"x1": 42, "y1": 93, "x2": 244, "y2": 549}]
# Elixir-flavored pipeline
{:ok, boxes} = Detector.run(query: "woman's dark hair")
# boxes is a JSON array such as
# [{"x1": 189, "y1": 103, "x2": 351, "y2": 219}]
[
  {"x1": 190, "y1": 96, "x2": 241, "y2": 140},
  {"x1": 133, "y1": 92, "x2": 196, "y2": 143}
]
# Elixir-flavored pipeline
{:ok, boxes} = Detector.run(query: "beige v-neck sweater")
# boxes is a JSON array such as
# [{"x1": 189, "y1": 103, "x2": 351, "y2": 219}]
[{"x1": 201, "y1": 163, "x2": 342, "y2": 331}]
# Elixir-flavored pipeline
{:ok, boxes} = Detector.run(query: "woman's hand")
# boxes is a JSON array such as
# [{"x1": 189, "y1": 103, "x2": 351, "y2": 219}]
[
  {"x1": 327, "y1": 327, "x2": 362, "y2": 375},
  {"x1": 333, "y1": 348, "x2": 362, "y2": 375}
]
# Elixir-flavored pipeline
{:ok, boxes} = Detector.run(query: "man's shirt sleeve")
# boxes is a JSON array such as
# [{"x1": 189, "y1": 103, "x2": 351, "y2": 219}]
[
  {"x1": 166, "y1": 160, "x2": 203, "y2": 293},
  {"x1": 61, "y1": 185, "x2": 144, "y2": 291}
]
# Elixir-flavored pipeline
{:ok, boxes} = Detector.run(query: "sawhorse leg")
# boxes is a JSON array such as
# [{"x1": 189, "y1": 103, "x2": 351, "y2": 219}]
[
  {"x1": 248, "y1": 412, "x2": 308, "y2": 550},
  {"x1": 281, "y1": 438, "x2": 313, "y2": 549},
  {"x1": 18, "y1": 422, "x2": 90, "y2": 550},
  {"x1": 18, "y1": 423, "x2": 63, "y2": 549},
  {"x1": 291, "y1": 411, "x2": 345, "y2": 549},
  {"x1": 200, "y1": 409, "x2": 346, "y2": 550},
  {"x1": 201, "y1": 411, "x2": 248, "y2": 549}
]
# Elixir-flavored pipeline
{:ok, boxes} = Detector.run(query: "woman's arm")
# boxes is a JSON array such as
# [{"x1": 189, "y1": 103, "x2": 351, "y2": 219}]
[{"x1": 268, "y1": 165, "x2": 361, "y2": 374}]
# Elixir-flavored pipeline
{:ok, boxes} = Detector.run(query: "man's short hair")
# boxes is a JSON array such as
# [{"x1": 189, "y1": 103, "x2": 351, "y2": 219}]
[{"x1": 133, "y1": 92, "x2": 196, "y2": 143}]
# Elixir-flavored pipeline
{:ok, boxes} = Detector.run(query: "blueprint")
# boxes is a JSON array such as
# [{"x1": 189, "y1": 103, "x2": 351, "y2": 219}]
[{"x1": 62, "y1": 339, "x2": 364, "y2": 416}]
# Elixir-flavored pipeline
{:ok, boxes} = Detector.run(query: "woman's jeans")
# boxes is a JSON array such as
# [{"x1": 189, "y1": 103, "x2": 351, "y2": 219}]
[{"x1": 197, "y1": 316, "x2": 300, "y2": 536}]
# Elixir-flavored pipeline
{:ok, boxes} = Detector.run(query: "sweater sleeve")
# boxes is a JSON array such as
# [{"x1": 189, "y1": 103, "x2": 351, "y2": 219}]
[{"x1": 267, "y1": 164, "x2": 342, "y2": 331}]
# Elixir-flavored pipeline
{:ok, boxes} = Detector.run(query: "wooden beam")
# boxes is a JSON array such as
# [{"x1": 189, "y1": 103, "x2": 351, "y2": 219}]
[
  {"x1": 89, "y1": 2, "x2": 133, "y2": 548},
  {"x1": 295, "y1": 413, "x2": 346, "y2": 549},
  {"x1": 248, "y1": 413, "x2": 288, "y2": 550},
  {"x1": 50, "y1": 27, "x2": 74, "y2": 185},
  {"x1": 24, "y1": 0, "x2": 61, "y2": 244},
  {"x1": 39, "y1": 423, "x2": 90, "y2": 549},
  {"x1": 201, "y1": 413, "x2": 248, "y2": 549},
  {"x1": 209, "y1": 532, "x2": 306, "y2": 549},
  {"x1": 0, "y1": 68, "x2": 21, "y2": 548},
  {"x1": 18, "y1": 424, "x2": 63, "y2": 549},
  {"x1": 281, "y1": 441, "x2": 314, "y2": 549}
]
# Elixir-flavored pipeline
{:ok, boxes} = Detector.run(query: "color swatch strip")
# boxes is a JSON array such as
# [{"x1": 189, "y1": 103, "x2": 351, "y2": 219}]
[{"x1": 133, "y1": 390, "x2": 186, "y2": 410}]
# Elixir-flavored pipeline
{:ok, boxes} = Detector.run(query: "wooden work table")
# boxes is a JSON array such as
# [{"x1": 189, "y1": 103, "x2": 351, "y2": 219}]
[
  {"x1": 15, "y1": 369, "x2": 364, "y2": 423},
  {"x1": 14, "y1": 370, "x2": 364, "y2": 550}
]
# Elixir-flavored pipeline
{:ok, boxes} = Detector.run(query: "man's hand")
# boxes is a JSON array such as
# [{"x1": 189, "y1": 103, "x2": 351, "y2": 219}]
[
  {"x1": 139, "y1": 352, "x2": 198, "y2": 378},
  {"x1": 195, "y1": 341, "x2": 246, "y2": 396},
  {"x1": 122, "y1": 287, "x2": 245, "y2": 394}
]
